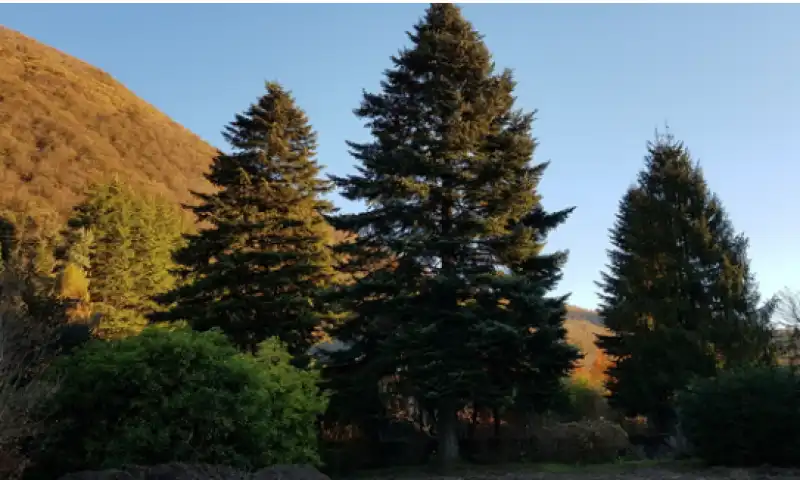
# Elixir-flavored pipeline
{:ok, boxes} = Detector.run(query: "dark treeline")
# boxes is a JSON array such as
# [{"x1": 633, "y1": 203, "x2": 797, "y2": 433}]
[{"x1": 0, "y1": 4, "x2": 797, "y2": 479}]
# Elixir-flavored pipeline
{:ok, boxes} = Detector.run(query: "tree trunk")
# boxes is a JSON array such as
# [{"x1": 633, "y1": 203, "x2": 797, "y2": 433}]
[{"x1": 436, "y1": 400, "x2": 459, "y2": 471}]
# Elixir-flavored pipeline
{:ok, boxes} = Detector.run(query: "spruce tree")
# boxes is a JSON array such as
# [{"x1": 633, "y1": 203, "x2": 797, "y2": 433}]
[
  {"x1": 596, "y1": 134, "x2": 773, "y2": 434},
  {"x1": 706, "y1": 229, "x2": 776, "y2": 368},
  {"x1": 327, "y1": 4, "x2": 580, "y2": 466},
  {"x1": 152, "y1": 82, "x2": 335, "y2": 356}
]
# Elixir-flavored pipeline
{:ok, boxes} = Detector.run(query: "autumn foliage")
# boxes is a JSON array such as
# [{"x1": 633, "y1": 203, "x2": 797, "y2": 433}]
[
  {"x1": 573, "y1": 348, "x2": 612, "y2": 389},
  {"x1": 0, "y1": 26, "x2": 216, "y2": 225}
]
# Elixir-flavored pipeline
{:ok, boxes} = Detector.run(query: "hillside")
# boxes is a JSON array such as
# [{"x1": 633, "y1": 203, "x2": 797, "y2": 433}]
[
  {"x1": 564, "y1": 308, "x2": 609, "y2": 386},
  {"x1": 566, "y1": 305, "x2": 603, "y2": 326},
  {"x1": 0, "y1": 26, "x2": 216, "y2": 227}
]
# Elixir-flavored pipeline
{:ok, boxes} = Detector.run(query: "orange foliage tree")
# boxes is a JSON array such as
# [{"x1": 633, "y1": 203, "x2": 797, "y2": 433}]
[{"x1": 573, "y1": 350, "x2": 612, "y2": 389}]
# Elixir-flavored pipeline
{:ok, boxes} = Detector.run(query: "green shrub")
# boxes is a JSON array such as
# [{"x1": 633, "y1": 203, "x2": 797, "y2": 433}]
[
  {"x1": 677, "y1": 366, "x2": 800, "y2": 467},
  {"x1": 26, "y1": 327, "x2": 328, "y2": 478}
]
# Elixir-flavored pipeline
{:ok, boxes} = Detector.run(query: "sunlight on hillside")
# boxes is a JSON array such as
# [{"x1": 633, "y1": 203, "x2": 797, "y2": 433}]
[
  {"x1": 0, "y1": 26, "x2": 216, "y2": 224},
  {"x1": 565, "y1": 309, "x2": 610, "y2": 388}
]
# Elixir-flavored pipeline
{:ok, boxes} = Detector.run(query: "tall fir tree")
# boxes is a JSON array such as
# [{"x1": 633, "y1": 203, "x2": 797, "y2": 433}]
[
  {"x1": 596, "y1": 133, "x2": 773, "y2": 434},
  {"x1": 152, "y1": 82, "x2": 336, "y2": 356},
  {"x1": 326, "y1": 3, "x2": 580, "y2": 466}
]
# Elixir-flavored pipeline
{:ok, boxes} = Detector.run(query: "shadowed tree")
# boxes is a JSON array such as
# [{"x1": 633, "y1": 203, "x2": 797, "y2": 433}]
[
  {"x1": 596, "y1": 133, "x2": 774, "y2": 434},
  {"x1": 152, "y1": 82, "x2": 336, "y2": 356},
  {"x1": 326, "y1": 4, "x2": 580, "y2": 468}
]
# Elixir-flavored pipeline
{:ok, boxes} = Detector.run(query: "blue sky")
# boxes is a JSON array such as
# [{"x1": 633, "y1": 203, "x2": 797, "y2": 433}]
[{"x1": 2, "y1": 4, "x2": 799, "y2": 309}]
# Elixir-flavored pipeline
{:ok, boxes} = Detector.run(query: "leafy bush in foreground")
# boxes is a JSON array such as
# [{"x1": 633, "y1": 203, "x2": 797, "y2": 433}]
[
  {"x1": 677, "y1": 366, "x2": 800, "y2": 466},
  {"x1": 26, "y1": 327, "x2": 327, "y2": 478}
]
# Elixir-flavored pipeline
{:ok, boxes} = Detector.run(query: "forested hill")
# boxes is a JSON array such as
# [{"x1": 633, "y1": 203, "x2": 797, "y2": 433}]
[
  {"x1": 0, "y1": 26, "x2": 217, "y2": 227},
  {"x1": 566, "y1": 305, "x2": 603, "y2": 326}
]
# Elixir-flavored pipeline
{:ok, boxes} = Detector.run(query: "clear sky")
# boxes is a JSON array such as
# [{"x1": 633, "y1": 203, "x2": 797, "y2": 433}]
[{"x1": 2, "y1": 4, "x2": 799, "y2": 309}]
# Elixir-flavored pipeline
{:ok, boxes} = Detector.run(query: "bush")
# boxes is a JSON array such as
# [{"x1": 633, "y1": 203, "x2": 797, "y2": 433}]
[
  {"x1": 533, "y1": 419, "x2": 629, "y2": 464},
  {"x1": 677, "y1": 366, "x2": 800, "y2": 467},
  {"x1": 26, "y1": 327, "x2": 328, "y2": 478}
]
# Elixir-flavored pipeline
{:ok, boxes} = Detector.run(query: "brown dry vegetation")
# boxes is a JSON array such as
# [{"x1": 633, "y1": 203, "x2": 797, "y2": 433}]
[
  {"x1": 564, "y1": 311, "x2": 610, "y2": 387},
  {"x1": 0, "y1": 26, "x2": 217, "y2": 226}
]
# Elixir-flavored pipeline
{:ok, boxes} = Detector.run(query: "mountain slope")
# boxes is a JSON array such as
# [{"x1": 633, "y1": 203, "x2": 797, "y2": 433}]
[
  {"x1": 566, "y1": 305, "x2": 603, "y2": 326},
  {"x1": 0, "y1": 26, "x2": 216, "y2": 227},
  {"x1": 564, "y1": 309, "x2": 609, "y2": 386}
]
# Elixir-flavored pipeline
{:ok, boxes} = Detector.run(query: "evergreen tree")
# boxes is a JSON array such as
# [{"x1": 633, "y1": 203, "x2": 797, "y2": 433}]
[
  {"x1": 596, "y1": 134, "x2": 772, "y2": 434},
  {"x1": 62, "y1": 179, "x2": 185, "y2": 338},
  {"x1": 706, "y1": 230, "x2": 776, "y2": 368},
  {"x1": 152, "y1": 82, "x2": 335, "y2": 356},
  {"x1": 0, "y1": 211, "x2": 60, "y2": 284},
  {"x1": 327, "y1": 4, "x2": 580, "y2": 466}
]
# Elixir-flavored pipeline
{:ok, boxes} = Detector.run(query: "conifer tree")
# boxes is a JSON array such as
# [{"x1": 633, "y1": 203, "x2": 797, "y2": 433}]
[
  {"x1": 327, "y1": 4, "x2": 580, "y2": 466},
  {"x1": 62, "y1": 180, "x2": 185, "y2": 338},
  {"x1": 596, "y1": 134, "x2": 773, "y2": 434},
  {"x1": 152, "y1": 82, "x2": 335, "y2": 356}
]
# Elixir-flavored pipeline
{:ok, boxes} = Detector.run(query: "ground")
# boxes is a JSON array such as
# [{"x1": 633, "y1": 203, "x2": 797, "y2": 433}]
[{"x1": 346, "y1": 462, "x2": 800, "y2": 480}]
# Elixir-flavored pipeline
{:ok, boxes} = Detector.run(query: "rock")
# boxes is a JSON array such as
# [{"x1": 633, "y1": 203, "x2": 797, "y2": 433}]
[
  {"x1": 252, "y1": 465, "x2": 330, "y2": 480},
  {"x1": 58, "y1": 468, "x2": 139, "y2": 480},
  {"x1": 134, "y1": 463, "x2": 248, "y2": 479},
  {"x1": 57, "y1": 463, "x2": 328, "y2": 480},
  {"x1": 56, "y1": 462, "x2": 242, "y2": 480}
]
